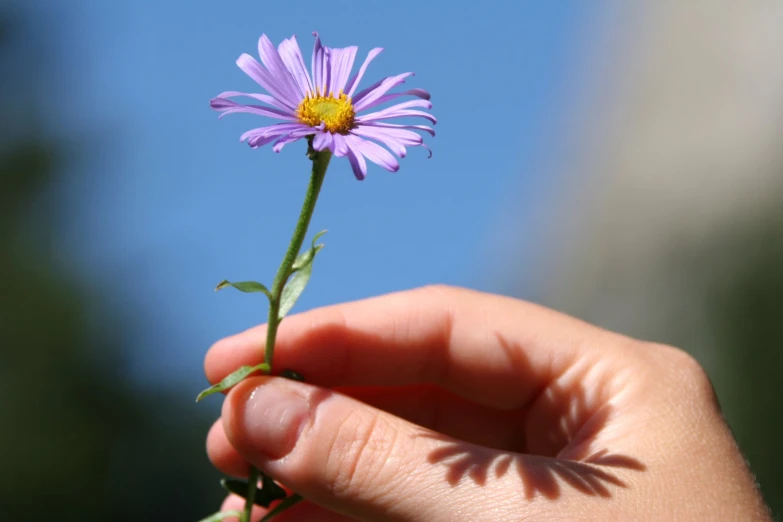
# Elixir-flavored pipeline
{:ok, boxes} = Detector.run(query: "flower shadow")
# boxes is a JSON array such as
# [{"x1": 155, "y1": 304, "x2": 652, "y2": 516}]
[{"x1": 419, "y1": 333, "x2": 647, "y2": 500}]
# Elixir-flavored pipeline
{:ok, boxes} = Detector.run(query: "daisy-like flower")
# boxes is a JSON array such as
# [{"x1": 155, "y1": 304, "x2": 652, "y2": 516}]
[{"x1": 210, "y1": 32, "x2": 435, "y2": 180}]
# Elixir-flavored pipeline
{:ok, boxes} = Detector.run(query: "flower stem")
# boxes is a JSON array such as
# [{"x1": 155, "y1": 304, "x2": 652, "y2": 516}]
[
  {"x1": 265, "y1": 141, "x2": 331, "y2": 368},
  {"x1": 240, "y1": 139, "x2": 331, "y2": 522},
  {"x1": 241, "y1": 466, "x2": 259, "y2": 522}
]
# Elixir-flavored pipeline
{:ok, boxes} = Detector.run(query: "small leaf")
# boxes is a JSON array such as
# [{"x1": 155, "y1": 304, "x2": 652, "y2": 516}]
[
  {"x1": 279, "y1": 231, "x2": 326, "y2": 319},
  {"x1": 260, "y1": 493, "x2": 304, "y2": 521},
  {"x1": 291, "y1": 230, "x2": 327, "y2": 271},
  {"x1": 197, "y1": 510, "x2": 242, "y2": 522},
  {"x1": 216, "y1": 280, "x2": 272, "y2": 300},
  {"x1": 196, "y1": 363, "x2": 269, "y2": 402},
  {"x1": 279, "y1": 262, "x2": 315, "y2": 319},
  {"x1": 220, "y1": 476, "x2": 287, "y2": 508},
  {"x1": 220, "y1": 478, "x2": 248, "y2": 498}
]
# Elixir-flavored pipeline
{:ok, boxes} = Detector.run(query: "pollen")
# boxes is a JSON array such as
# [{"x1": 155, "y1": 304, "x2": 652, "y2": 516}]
[{"x1": 296, "y1": 90, "x2": 356, "y2": 134}]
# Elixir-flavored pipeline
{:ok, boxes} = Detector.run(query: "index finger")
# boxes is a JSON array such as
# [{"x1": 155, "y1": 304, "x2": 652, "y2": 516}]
[{"x1": 205, "y1": 285, "x2": 629, "y2": 409}]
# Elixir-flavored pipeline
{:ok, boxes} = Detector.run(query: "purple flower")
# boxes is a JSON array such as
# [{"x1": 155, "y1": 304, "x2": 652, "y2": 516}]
[{"x1": 210, "y1": 33, "x2": 435, "y2": 180}]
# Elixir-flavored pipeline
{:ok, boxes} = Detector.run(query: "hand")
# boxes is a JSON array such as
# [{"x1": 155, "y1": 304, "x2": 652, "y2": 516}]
[{"x1": 204, "y1": 286, "x2": 771, "y2": 521}]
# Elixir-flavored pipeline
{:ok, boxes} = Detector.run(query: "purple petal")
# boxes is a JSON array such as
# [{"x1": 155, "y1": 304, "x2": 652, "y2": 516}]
[
  {"x1": 346, "y1": 134, "x2": 399, "y2": 172},
  {"x1": 326, "y1": 46, "x2": 358, "y2": 95},
  {"x1": 357, "y1": 124, "x2": 426, "y2": 143},
  {"x1": 248, "y1": 134, "x2": 284, "y2": 148},
  {"x1": 236, "y1": 54, "x2": 299, "y2": 110},
  {"x1": 311, "y1": 32, "x2": 328, "y2": 95},
  {"x1": 344, "y1": 48, "x2": 383, "y2": 98},
  {"x1": 362, "y1": 121, "x2": 436, "y2": 137},
  {"x1": 343, "y1": 138, "x2": 368, "y2": 180},
  {"x1": 363, "y1": 125, "x2": 433, "y2": 157},
  {"x1": 353, "y1": 88, "x2": 431, "y2": 112},
  {"x1": 331, "y1": 133, "x2": 350, "y2": 157},
  {"x1": 352, "y1": 72, "x2": 413, "y2": 111},
  {"x1": 257, "y1": 35, "x2": 302, "y2": 102},
  {"x1": 360, "y1": 99, "x2": 432, "y2": 115},
  {"x1": 240, "y1": 122, "x2": 308, "y2": 143},
  {"x1": 272, "y1": 133, "x2": 306, "y2": 153},
  {"x1": 277, "y1": 35, "x2": 313, "y2": 98},
  {"x1": 358, "y1": 108, "x2": 437, "y2": 125},
  {"x1": 352, "y1": 124, "x2": 433, "y2": 158},
  {"x1": 311, "y1": 131, "x2": 333, "y2": 151},
  {"x1": 351, "y1": 126, "x2": 410, "y2": 157},
  {"x1": 215, "y1": 90, "x2": 291, "y2": 112},
  {"x1": 210, "y1": 97, "x2": 298, "y2": 121}
]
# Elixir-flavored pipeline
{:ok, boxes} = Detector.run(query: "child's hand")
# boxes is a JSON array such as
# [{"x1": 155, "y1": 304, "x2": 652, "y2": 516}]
[{"x1": 204, "y1": 286, "x2": 770, "y2": 521}]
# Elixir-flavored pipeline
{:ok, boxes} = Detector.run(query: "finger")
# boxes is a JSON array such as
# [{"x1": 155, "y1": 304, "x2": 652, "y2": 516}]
[
  {"x1": 220, "y1": 494, "x2": 265, "y2": 522},
  {"x1": 208, "y1": 418, "x2": 249, "y2": 478},
  {"x1": 338, "y1": 384, "x2": 527, "y2": 450},
  {"x1": 221, "y1": 376, "x2": 629, "y2": 522},
  {"x1": 209, "y1": 384, "x2": 527, "y2": 479},
  {"x1": 221, "y1": 493, "x2": 353, "y2": 522},
  {"x1": 206, "y1": 285, "x2": 626, "y2": 409}
]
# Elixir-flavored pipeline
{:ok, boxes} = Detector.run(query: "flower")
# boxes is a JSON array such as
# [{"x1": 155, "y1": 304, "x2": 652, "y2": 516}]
[{"x1": 210, "y1": 33, "x2": 435, "y2": 180}]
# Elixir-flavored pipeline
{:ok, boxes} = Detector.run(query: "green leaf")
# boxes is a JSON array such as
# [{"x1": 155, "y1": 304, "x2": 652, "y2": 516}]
[
  {"x1": 215, "y1": 280, "x2": 272, "y2": 300},
  {"x1": 196, "y1": 363, "x2": 269, "y2": 402},
  {"x1": 197, "y1": 510, "x2": 242, "y2": 522},
  {"x1": 260, "y1": 493, "x2": 304, "y2": 521},
  {"x1": 291, "y1": 230, "x2": 327, "y2": 271},
  {"x1": 279, "y1": 231, "x2": 326, "y2": 319},
  {"x1": 221, "y1": 475, "x2": 287, "y2": 508}
]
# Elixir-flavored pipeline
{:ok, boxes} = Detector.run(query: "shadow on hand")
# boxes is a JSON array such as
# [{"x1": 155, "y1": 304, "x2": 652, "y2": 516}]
[{"x1": 420, "y1": 333, "x2": 646, "y2": 500}]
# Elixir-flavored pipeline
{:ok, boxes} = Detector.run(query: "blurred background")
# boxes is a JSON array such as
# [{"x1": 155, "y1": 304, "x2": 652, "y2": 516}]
[{"x1": 1, "y1": 1, "x2": 781, "y2": 519}]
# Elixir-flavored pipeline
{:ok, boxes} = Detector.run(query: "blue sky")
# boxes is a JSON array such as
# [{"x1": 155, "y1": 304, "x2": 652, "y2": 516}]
[{"x1": 21, "y1": 1, "x2": 595, "y2": 393}]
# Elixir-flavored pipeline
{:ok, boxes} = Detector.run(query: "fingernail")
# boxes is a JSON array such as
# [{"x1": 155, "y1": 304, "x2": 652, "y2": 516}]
[{"x1": 238, "y1": 380, "x2": 310, "y2": 459}]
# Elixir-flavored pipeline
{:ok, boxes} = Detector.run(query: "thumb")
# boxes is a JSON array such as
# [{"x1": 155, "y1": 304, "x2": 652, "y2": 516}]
[{"x1": 221, "y1": 376, "x2": 516, "y2": 522}]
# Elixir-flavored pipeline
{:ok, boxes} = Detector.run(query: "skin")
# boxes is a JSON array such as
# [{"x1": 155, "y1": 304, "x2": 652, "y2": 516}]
[{"x1": 204, "y1": 285, "x2": 772, "y2": 521}]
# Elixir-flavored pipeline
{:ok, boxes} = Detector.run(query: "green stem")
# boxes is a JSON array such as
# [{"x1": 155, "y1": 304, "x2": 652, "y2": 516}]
[
  {"x1": 240, "y1": 138, "x2": 331, "y2": 522},
  {"x1": 241, "y1": 466, "x2": 259, "y2": 522},
  {"x1": 265, "y1": 141, "x2": 331, "y2": 368}
]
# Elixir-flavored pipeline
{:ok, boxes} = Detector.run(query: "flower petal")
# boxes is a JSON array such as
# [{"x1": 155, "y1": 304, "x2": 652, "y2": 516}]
[
  {"x1": 240, "y1": 122, "x2": 308, "y2": 143},
  {"x1": 278, "y1": 35, "x2": 313, "y2": 98},
  {"x1": 215, "y1": 90, "x2": 291, "y2": 112},
  {"x1": 362, "y1": 121, "x2": 436, "y2": 137},
  {"x1": 353, "y1": 88, "x2": 431, "y2": 112},
  {"x1": 210, "y1": 97, "x2": 298, "y2": 121},
  {"x1": 358, "y1": 108, "x2": 437, "y2": 125},
  {"x1": 358, "y1": 99, "x2": 432, "y2": 116},
  {"x1": 343, "y1": 137, "x2": 368, "y2": 180},
  {"x1": 272, "y1": 132, "x2": 308, "y2": 153},
  {"x1": 346, "y1": 134, "x2": 399, "y2": 172},
  {"x1": 344, "y1": 47, "x2": 383, "y2": 98},
  {"x1": 257, "y1": 34, "x2": 301, "y2": 103},
  {"x1": 326, "y1": 46, "x2": 358, "y2": 95},
  {"x1": 236, "y1": 53, "x2": 299, "y2": 110},
  {"x1": 331, "y1": 133, "x2": 350, "y2": 157},
  {"x1": 311, "y1": 131, "x2": 333, "y2": 151},
  {"x1": 352, "y1": 123, "x2": 434, "y2": 158},
  {"x1": 311, "y1": 32, "x2": 328, "y2": 95},
  {"x1": 352, "y1": 72, "x2": 413, "y2": 111},
  {"x1": 357, "y1": 124, "x2": 426, "y2": 144},
  {"x1": 364, "y1": 125, "x2": 433, "y2": 158},
  {"x1": 351, "y1": 126, "x2": 410, "y2": 158}
]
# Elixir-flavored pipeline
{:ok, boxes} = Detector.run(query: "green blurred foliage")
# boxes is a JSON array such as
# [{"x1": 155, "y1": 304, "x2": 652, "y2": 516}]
[
  {"x1": 700, "y1": 213, "x2": 783, "y2": 515},
  {"x1": 0, "y1": 10, "x2": 223, "y2": 521}
]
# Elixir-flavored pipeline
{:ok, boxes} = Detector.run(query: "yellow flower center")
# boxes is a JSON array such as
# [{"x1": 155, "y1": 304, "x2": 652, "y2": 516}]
[{"x1": 296, "y1": 90, "x2": 356, "y2": 134}]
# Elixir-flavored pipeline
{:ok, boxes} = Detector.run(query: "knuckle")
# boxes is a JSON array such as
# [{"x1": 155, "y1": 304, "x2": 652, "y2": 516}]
[
  {"x1": 322, "y1": 409, "x2": 401, "y2": 502},
  {"x1": 651, "y1": 343, "x2": 719, "y2": 409}
]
